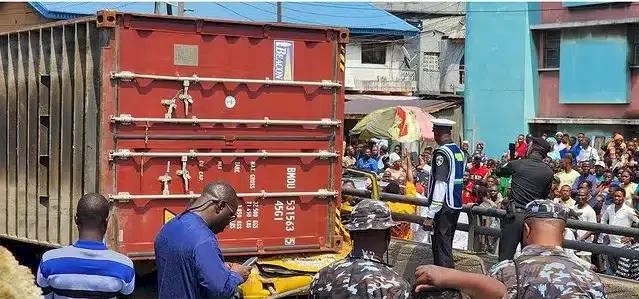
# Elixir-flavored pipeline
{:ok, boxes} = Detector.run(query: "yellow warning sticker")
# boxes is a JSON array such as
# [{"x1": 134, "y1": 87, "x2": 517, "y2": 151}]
[{"x1": 164, "y1": 209, "x2": 176, "y2": 224}]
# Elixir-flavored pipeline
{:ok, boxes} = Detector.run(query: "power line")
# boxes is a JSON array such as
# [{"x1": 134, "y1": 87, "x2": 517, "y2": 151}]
[
  {"x1": 213, "y1": 2, "x2": 254, "y2": 22},
  {"x1": 0, "y1": 2, "x2": 622, "y2": 18}
]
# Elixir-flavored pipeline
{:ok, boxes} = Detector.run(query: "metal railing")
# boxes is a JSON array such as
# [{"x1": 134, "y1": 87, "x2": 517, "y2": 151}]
[{"x1": 342, "y1": 187, "x2": 639, "y2": 259}]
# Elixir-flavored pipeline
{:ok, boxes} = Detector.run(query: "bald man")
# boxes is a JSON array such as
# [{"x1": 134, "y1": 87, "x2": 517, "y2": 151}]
[
  {"x1": 37, "y1": 193, "x2": 135, "y2": 298},
  {"x1": 155, "y1": 181, "x2": 250, "y2": 299}
]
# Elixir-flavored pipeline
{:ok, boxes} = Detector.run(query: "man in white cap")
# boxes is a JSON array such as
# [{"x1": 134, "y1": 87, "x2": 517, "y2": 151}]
[
  {"x1": 555, "y1": 132, "x2": 567, "y2": 152},
  {"x1": 423, "y1": 118, "x2": 464, "y2": 268}
]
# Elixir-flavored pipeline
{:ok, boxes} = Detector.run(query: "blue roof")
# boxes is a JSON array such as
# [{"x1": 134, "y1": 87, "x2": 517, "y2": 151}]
[{"x1": 29, "y1": 2, "x2": 418, "y2": 36}]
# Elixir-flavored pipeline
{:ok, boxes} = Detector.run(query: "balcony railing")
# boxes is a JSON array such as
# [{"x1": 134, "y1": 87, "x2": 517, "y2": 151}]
[{"x1": 346, "y1": 67, "x2": 417, "y2": 93}]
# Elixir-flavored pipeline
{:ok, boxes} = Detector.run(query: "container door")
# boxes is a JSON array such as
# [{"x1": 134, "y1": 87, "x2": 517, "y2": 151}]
[{"x1": 104, "y1": 14, "x2": 345, "y2": 258}]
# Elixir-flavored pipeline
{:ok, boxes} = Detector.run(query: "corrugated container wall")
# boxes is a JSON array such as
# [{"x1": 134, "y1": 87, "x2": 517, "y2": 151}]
[
  {"x1": 0, "y1": 11, "x2": 348, "y2": 258},
  {"x1": 0, "y1": 17, "x2": 106, "y2": 246}
]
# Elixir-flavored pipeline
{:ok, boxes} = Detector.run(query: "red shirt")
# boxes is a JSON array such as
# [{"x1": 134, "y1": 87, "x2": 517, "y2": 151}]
[
  {"x1": 468, "y1": 165, "x2": 489, "y2": 182},
  {"x1": 515, "y1": 142, "x2": 527, "y2": 159},
  {"x1": 466, "y1": 165, "x2": 489, "y2": 203}
]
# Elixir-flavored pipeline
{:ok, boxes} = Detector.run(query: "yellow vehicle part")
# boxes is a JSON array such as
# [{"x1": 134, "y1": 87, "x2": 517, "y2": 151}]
[
  {"x1": 239, "y1": 169, "x2": 379, "y2": 298},
  {"x1": 239, "y1": 208, "x2": 352, "y2": 298}
]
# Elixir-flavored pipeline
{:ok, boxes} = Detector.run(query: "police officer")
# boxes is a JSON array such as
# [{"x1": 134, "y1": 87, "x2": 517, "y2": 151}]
[
  {"x1": 423, "y1": 118, "x2": 464, "y2": 268},
  {"x1": 494, "y1": 136, "x2": 554, "y2": 261},
  {"x1": 413, "y1": 200, "x2": 607, "y2": 299},
  {"x1": 489, "y1": 200, "x2": 607, "y2": 298},
  {"x1": 309, "y1": 199, "x2": 411, "y2": 299}
]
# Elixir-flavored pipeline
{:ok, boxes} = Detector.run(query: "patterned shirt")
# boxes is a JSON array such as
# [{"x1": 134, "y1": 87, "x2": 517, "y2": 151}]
[
  {"x1": 37, "y1": 240, "x2": 135, "y2": 299},
  {"x1": 309, "y1": 249, "x2": 411, "y2": 299},
  {"x1": 616, "y1": 243, "x2": 639, "y2": 280},
  {"x1": 489, "y1": 245, "x2": 607, "y2": 299}
]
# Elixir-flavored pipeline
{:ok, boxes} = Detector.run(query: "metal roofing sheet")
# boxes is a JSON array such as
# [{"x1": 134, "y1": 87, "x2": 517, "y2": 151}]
[
  {"x1": 420, "y1": 15, "x2": 465, "y2": 39},
  {"x1": 29, "y1": 2, "x2": 419, "y2": 36},
  {"x1": 345, "y1": 96, "x2": 456, "y2": 115}
]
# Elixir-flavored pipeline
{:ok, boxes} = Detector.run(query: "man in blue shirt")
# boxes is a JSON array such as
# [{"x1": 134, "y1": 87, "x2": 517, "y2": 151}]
[
  {"x1": 155, "y1": 181, "x2": 250, "y2": 299},
  {"x1": 356, "y1": 148, "x2": 379, "y2": 172},
  {"x1": 571, "y1": 160, "x2": 598, "y2": 197},
  {"x1": 36, "y1": 193, "x2": 135, "y2": 299}
]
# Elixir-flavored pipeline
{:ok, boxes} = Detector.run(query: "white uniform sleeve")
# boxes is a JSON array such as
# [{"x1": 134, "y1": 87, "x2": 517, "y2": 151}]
[{"x1": 426, "y1": 180, "x2": 447, "y2": 219}]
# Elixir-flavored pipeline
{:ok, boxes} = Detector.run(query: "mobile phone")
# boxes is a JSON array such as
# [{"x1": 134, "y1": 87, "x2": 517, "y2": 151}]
[{"x1": 242, "y1": 256, "x2": 258, "y2": 267}]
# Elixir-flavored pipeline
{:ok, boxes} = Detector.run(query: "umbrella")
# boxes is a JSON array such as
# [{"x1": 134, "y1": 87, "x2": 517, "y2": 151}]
[{"x1": 350, "y1": 106, "x2": 435, "y2": 142}]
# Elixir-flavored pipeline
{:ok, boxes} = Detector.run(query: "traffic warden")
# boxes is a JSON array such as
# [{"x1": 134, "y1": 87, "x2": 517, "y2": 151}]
[
  {"x1": 489, "y1": 199, "x2": 607, "y2": 298},
  {"x1": 309, "y1": 199, "x2": 412, "y2": 299},
  {"x1": 423, "y1": 118, "x2": 464, "y2": 268},
  {"x1": 494, "y1": 136, "x2": 554, "y2": 261}
]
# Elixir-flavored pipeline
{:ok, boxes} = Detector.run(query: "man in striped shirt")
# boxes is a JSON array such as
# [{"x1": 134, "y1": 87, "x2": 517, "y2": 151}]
[{"x1": 36, "y1": 193, "x2": 135, "y2": 298}]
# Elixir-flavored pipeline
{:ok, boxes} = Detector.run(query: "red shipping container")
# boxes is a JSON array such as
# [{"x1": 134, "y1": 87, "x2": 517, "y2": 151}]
[{"x1": 0, "y1": 11, "x2": 348, "y2": 259}]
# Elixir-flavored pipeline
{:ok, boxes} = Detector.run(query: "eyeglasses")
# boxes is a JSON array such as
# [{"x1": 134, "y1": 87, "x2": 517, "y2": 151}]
[{"x1": 222, "y1": 201, "x2": 237, "y2": 221}]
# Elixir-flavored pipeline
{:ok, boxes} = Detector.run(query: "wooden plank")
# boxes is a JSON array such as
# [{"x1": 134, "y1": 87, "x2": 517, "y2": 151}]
[
  {"x1": 26, "y1": 31, "x2": 39, "y2": 239},
  {"x1": 16, "y1": 32, "x2": 28, "y2": 238},
  {"x1": 58, "y1": 25, "x2": 73, "y2": 245},
  {"x1": 47, "y1": 27, "x2": 61, "y2": 244}
]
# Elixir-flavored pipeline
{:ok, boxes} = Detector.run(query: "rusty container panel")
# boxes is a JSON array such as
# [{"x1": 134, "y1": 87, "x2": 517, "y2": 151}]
[
  {"x1": 106, "y1": 13, "x2": 347, "y2": 258},
  {"x1": 0, "y1": 18, "x2": 106, "y2": 247}
]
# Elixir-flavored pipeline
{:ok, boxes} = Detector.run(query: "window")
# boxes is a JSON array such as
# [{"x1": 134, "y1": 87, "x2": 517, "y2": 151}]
[
  {"x1": 361, "y1": 43, "x2": 386, "y2": 65},
  {"x1": 630, "y1": 24, "x2": 639, "y2": 65},
  {"x1": 543, "y1": 31, "x2": 561, "y2": 68},
  {"x1": 422, "y1": 52, "x2": 440, "y2": 72}
]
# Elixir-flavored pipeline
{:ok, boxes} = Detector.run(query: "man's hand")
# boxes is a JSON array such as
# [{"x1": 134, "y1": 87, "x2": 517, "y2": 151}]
[
  {"x1": 415, "y1": 265, "x2": 450, "y2": 292},
  {"x1": 228, "y1": 263, "x2": 251, "y2": 281},
  {"x1": 422, "y1": 218, "x2": 434, "y2": 231}
]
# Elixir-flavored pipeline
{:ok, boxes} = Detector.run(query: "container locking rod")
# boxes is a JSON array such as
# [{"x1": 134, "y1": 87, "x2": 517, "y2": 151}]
[
  {"x1": 110, "y1": 115, "x2": 341, "y2": 127},
  {"x1": 109, "y1": 190, "x2": 337, "y2": 202},
  {"x1": 109, "y1": 149, "x2": 338, "y2": 159},
  {"x1": 110, "y1": 71, "x2": 342, "y2": 88}
]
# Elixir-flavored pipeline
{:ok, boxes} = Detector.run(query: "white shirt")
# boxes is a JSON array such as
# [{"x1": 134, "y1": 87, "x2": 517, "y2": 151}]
[
  {"x1": 574, "y1": 204, "x2": 597, "y2": 243},
  {"x1": 577, "y1": 146, "x2": 600, "y2": 162},
  {"x1": 602, "y1": 204, "x2": 639, "y2": 247}
]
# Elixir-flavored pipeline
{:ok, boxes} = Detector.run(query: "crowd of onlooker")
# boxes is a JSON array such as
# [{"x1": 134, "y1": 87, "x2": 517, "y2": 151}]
[{"x1": 344, "y1": 131, "x2": 639, "y2": 280}]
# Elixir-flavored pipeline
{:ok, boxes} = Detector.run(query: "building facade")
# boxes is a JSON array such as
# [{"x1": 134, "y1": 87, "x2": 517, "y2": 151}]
[
  {"x1": 374, "y1": 2, "x2": 465, "y2": 96},
  {"x1": 466, "y1": 2, "x2": 639, "y2": 158},
  {"x1": 344, "y1": 38, "x2": 417, "y2": 94}
]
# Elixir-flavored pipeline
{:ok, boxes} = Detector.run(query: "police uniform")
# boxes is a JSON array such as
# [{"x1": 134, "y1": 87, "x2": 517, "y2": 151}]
[
  {"x1": 488, "y1": 200, "x2": 608, "y2": 299},
  {"x1": 309, "y1": 200, "x2": 412, "y2": 299},
  {"x1": 426, "y1": 118, "x2": 463, "y2": 268},
  {"x1": 494, "y1": 137, "x2": 554, "y2": 261}
]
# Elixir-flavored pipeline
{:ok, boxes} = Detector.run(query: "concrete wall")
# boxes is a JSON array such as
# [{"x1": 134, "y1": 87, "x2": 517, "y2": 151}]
[
  {"x1": 0, "y1": 3, "x2": 48, "y2": 33},
  {"x1": 344, "y1": 41, "x2": 416, "y2": 92},
  {"x1": 464, "y1": 2, "x2": 540, "y2": 158},
  {"x1": 539, "y1": 70, "x2": 639, "y2": 118},
  {"x1": 541, "y1": 2, "x2": 639, "y2": 23},
  {"x1": 418, "y1": 31, "x2": 464, "y2": 94}
]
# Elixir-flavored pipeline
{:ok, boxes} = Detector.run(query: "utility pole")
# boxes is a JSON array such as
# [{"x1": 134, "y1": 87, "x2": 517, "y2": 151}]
[
  {"x1": 178, "y1": 2, "x2": 185, "y2": 16},
  {"x1": 166, "y1": 2, "x2": 173, "y2": 15},
  {"x1": 276, "y1": 2, "x2": 282, "y2": 22}
]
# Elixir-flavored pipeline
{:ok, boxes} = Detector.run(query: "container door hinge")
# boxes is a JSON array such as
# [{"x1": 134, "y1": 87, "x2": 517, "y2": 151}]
[
  {"x1": 110, "y1": 192, "x2": 132, "y2": 202},
  {"x1": 109, "y1": 149, "x2": 131, "y2": 161},
  {"x1": 113, "y1": 114, "x2": 132, "y2": 125}
]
